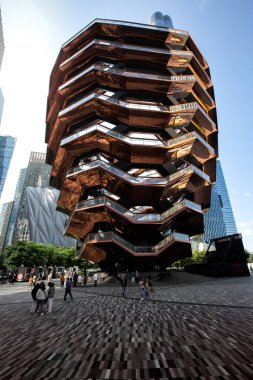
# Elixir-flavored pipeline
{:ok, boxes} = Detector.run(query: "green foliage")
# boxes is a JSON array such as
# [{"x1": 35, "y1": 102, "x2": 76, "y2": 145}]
[
  {"x1": 247, "y1": 251, "x2": 253, "y2": 263},
  {"x1": 1, "y1": 240, "x2": 87, "y2": 270},
  {"x1": 172, "y1": 249, "x2": 206, "y2": 268}
]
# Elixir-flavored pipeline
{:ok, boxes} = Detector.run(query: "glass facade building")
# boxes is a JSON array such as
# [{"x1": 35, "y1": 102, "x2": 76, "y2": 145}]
[
  {"x1": 0, "y1": 201, "x2": 13, "y2": 252},
  {"x1": 4, "y1": 152, "x2": 51, "y2": 245},
  {"x1": 0, "y1": 7, "x2": 4, "y2": 70},
  {"x1": 150, "y1": 12, "x2": 174, "y2": 28},
  {"x1": 0, "y1": 88, "x2": 4, "y2": 126},
  {"x1": 202, "y1": 160, "x2": 237, "y2": 243},
  {"x1": 26, "y1": 187, "x2": 75, "y2": 247},
  {"x1": 0, "y1": 136, "x2": 16, "y2": 199},
  {"x1": 0, "y1": 7, "x2": 5, "y2": 126}
]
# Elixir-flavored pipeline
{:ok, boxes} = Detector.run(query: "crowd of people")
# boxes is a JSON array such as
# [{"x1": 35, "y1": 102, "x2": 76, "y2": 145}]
[
  {"x1": 30, "y1": 281, "x2": 55, "y2": 315},
  {"x1": 59, "y1": 272, "x2": 88, "y2": 288},
  {"x1": 29, "y1": 270, "x2": 91, "y2": 315},
  {"x1": 118, "y1": 272, "x2": 153, "y2": 300},
  {"x1": 29, "y1": 270, "x2": 153, "y2": 316}
]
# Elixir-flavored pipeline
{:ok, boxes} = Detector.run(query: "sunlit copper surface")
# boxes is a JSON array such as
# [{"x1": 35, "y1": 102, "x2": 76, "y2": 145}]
[{"x1": 46, "y1": 19, "x2": 218, "y2": 271}]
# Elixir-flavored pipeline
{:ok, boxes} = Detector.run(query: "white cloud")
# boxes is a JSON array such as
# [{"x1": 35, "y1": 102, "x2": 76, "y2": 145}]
[{"x1": 244, "y1": 192, "x2": 251, "y2": 197}]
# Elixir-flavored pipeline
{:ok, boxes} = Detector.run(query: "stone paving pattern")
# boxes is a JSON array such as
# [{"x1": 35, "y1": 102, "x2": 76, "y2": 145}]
[{"x1": 0, "y1": 273, "x2": 253, "y2": 379}]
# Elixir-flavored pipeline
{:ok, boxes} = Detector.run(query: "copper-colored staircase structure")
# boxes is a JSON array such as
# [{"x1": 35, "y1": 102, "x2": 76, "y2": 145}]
[{"x1": 45, "y1": 19, "x2": 218, "y2": 271}]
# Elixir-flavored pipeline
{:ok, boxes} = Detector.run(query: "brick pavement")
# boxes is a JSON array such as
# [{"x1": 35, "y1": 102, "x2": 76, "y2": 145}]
[{"x1": 0, "y1": 273, "x2": 253, "y2": 379}]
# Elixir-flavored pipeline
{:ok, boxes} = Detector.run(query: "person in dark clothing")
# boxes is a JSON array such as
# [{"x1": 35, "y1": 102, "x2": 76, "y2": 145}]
[
  {"x1": 64, "y1": 278, "x2": 73, "y2": 301},
  {"x1": 120, "y1": 274, "x2": 127, "y2": 297},
  {"x1": 31, "y1": 283, "x2": 40, "y2": 315},
  {"x1": 73, "y1": 272, "x2": 78, "y2": 287},
  {"x1": 83, "y1": 275, "x2": 87, "y2": 288}
]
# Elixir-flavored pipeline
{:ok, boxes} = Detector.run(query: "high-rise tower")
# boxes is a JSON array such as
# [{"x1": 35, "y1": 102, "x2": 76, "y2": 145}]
[
  {"x1": 0, "y1": 136, "x2": 16, "y2": 199},
  {"x1": 4, "y1": 152, "x2": 51, "y2": 245},
  {"x1": 203, "y1": 159, "x2": 237, "y2": 243},
  {"x1": 0, "y1": 7, "x2": 5, "y2": 125},
  {"x1": 46, "y1": 19, "x2": 218, "y2": 271}
]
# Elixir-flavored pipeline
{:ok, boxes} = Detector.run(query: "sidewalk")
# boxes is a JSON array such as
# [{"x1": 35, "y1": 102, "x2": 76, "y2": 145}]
[{"x1": 0, "y1": 273, "x2": 253, "y2": 379}]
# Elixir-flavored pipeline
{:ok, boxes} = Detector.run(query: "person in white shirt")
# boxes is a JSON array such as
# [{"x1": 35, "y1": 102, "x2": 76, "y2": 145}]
[
  {"x1": 78, "y1": 274, "x2": 82, "y2": 287},
  {"x1": 93, "y1": 273, "x2": 98, "y2": 287},
  {"x1": 35, "y1": 282, "x2": 48, "y2": 315}
]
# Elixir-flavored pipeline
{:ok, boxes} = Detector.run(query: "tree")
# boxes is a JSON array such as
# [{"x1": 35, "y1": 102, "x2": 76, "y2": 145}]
[
  {"x1": 2, "y1": 241, "x2": 75, "y2": 270},
  {"x1": 172, "y1": 249, "x2": 206, "y2": 268},
  {"x1": 1, "y1": 240, "x2": 97, "y2": 272}
]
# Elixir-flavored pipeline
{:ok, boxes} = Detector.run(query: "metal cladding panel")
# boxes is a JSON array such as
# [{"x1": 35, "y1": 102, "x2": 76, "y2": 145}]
[
  {"x1": 45, "y1": 19, "x2": 218, "y2": 271},
  {"x1": 26, "y1": 187, "x2": 75, "y2": 247}
]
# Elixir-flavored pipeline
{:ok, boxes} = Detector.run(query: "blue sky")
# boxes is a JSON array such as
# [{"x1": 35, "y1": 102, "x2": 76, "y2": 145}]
[{"x1": 0, "y1": 0, "x2": 252, "y2": 251}]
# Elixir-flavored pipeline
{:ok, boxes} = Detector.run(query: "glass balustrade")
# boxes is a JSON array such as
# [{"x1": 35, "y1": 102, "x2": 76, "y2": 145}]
[
  {"x1": 61, "y1": 38, "x2": 194, "y2": 68},
  {"x1": 82, "y1": 230, "x2": 189, "y2": 254},
  {"x1": 74, "y1": 195, "x2": 201, "y2": 223},
  {"x1": 58, "y1": 82, "x2": 215, "y2": 131},
  {"x1": 63, "y1": 18, "x2": 188, "y2": 49},
  {"x1": 67, "y1": 159, "x2": 210, "y2": 184},
  {"x1": 59, "y1": 62, "x2": 197, "y2": 92},
  {"x1": 61, "y1": 123, "x2": 214, "y2": 157}
]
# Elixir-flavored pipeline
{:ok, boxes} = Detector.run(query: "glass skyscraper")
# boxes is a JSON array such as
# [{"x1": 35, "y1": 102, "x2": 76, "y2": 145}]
[
  {"x1": 0, "y1": 7, "x2": 4, "y2": 125},
  {"x1": 0, "y1": 7, "x2": 4, "y2": 70},
  {"x1": 0, "y1": 88, "x2": 4, "y2": 126},
  {"x1": 0, "y1": 201, "x2": 13, "y2": 252},
  {"x1": 202, "y1": 160, "x2": 237, "y2": 243},
  {"x1": 4, "y1": 152, "x2": 51, "y2": 245},
  {"x1": 0, "y1": 136, "x2": 16, "y2": 199}
]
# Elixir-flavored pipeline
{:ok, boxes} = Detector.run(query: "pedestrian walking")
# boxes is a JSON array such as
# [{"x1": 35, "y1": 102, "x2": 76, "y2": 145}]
[
  {"x1": 139, "y1": 278, "x2": 145, "y2": 300},
  {"x1": 83, "y1": 274, "x2": 87, "y2": 287},
  {"x1": 135, "y1": 270, "x2": 139, "y2": 284},
  {"x1": 30, "y1": 283, "x2": 40, "y2": 315},
  {"x1": 120, "y1": 274, "x2": 127, "y2": 297},
  {"x1": 60, "y1": 273, "x2": 65, "y2": 287},
  {"x1": 144, "y1": 278, "x2": 150, "y2": 300},
  {"x1": 93, "y1": 273, "x2": 98, "y2": 287},
  {"x1": 28, "y1": 275, "x2": 33, "y2": 290},
  {"x1": 32, "y1": 274, "x2": 37, "y2": 287},
  {"x1": 64, "y1": 273, "x2": 67, "y2": 288},
  {"x1": 77, "y1": 274, "x2": 82, "y2": 287},
  {"x1": 35, "y1": 282, "x2": 48, "y2": 315},
  {"x1": 73, "y1": 272, "x2": 78, "y2": 287},
  {"x1": 47, "y1": 282, "x2": 55, "y2": 313},
  {"x1": 64, "y1": 278, "x2": 73, "y2": 301},
  {"x1": 48, "y1": 271, "x2": 52, "y2": 282},
  {"x1": 147, "y1": 275, "x2": 153, "y2": 293}
]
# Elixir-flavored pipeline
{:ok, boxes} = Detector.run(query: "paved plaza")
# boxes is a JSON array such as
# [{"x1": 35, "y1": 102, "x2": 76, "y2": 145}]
[{"x1": 0, "y1": 273, "x2": 253, "y2": 379}]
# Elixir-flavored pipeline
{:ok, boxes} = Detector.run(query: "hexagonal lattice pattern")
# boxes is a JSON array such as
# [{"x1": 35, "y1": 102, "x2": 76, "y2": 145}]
[{"x1": 45, "y1": 19, "x2": 218, "y2": 271}]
